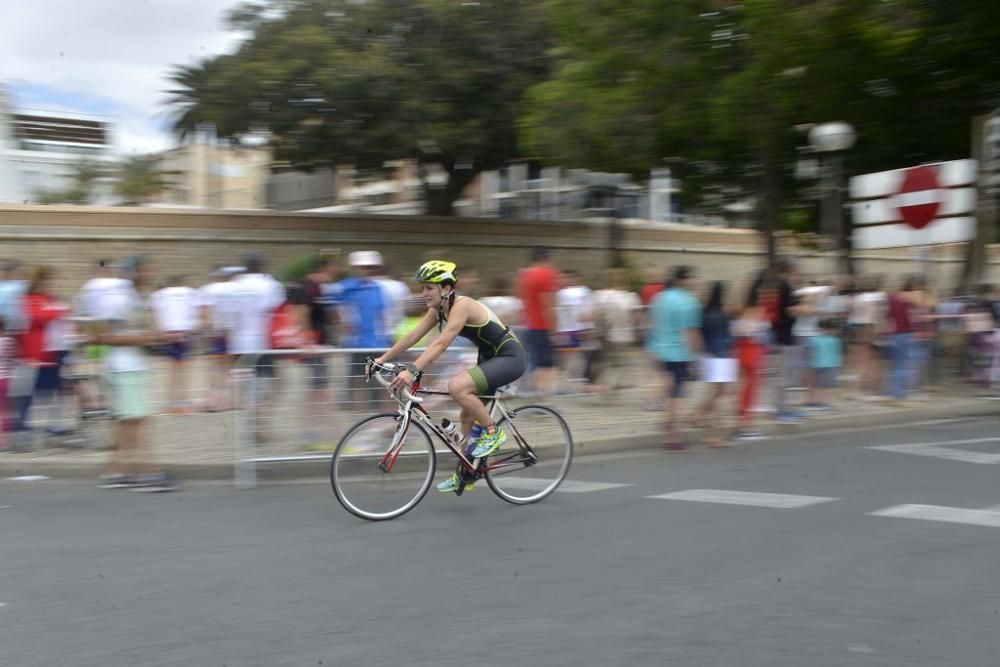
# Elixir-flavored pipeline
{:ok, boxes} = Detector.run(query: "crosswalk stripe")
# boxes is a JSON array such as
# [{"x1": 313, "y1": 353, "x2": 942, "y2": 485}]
[
  {"x1": 646, "y1": 489, "x2": 838, "y2": 508},
  {"x1": 497, "y1": 478, "x2": 631, "y2": 493},
  {"x1": 868, "y1": 438, "x2": 1000, "y2": 464},
  {"x1": 868, "y1": 504, "x2": 1000, "y2": 528}
]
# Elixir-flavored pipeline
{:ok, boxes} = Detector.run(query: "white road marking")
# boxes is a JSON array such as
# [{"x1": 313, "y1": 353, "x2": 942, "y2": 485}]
[
  {"x1": 868, "y1": 437, "x2": 1000, "y2": 464},
  {"x1": 868, "y1": 504, "x2": 1000, "y2": 528},
  {"x1": 6, "y1": 475, "x2": 51, "y2": 482},
  {"x1": 0, "y1": 506, "x2": 10, "y2": 509},
  {"x1": 846, "y1": 644, "x2": 875, "y2": 654},
  {"x1": 0, "y1": 603, "x2": 6, "y2": 609},
  {"x1": 498, "y1": 478, "x2": 631, "y2": 493},
  {"x1": 762, "y1": 416, "x2": 987, "y2": 443},
  {"x1": 646, "y1": 489, "x2": 839, "y2": 509}
]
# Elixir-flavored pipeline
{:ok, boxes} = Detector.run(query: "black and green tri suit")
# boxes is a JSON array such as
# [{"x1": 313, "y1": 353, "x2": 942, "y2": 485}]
[{"x1": 438, "y1": 296, "x2": 527, "y2": 395}]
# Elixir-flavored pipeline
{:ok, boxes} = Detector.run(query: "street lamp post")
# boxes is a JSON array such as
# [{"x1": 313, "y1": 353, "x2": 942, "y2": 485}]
[{"x1": 809, "y1": 121, "x2": 856, "y2": 274}]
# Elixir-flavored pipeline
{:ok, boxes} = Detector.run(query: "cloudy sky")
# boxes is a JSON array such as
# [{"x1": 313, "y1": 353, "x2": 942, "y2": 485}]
[{"x1": 1, "y1": 0, "x2": 246, "y2": 155}]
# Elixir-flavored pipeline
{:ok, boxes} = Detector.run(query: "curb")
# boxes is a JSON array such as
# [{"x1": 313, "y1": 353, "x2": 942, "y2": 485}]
[{"x1": 2, "y1": 401, "x2": 996, "y2": 483}]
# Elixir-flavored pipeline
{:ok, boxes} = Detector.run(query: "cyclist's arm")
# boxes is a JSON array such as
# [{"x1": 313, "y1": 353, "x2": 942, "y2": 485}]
[
  {"x1": 410, "y1": 300, "x2": 471, "y2": 373},
  {"x1": 376, "y1": 309, "x2": 437, "y2": 363}
]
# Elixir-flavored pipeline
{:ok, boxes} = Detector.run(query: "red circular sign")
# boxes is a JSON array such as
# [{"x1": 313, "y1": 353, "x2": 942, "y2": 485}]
[{"x1": 894, "y1": 166, "x2": 942, "y2": 230}]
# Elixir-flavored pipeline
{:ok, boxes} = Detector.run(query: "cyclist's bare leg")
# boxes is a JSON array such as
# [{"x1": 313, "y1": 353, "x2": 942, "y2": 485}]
[
  {"x1": 459, "y1": 405, "x2": 474, "y2": 441},
  {"x1": 448, "y1": 373, "x2": 492, "y2": 432}
]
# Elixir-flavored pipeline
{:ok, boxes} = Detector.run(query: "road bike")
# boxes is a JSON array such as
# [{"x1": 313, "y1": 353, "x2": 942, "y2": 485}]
[{"x1": 329, "y1": 360, "x2": 574, "y2": 520}]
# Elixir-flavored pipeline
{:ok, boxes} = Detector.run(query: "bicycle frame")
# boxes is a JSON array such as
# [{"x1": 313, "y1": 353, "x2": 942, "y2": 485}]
[{"x1": 371, "y1": 369, "x2": 537, "y2": 477}]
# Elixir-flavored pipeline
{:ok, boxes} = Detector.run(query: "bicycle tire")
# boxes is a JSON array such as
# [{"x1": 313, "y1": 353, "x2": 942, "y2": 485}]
[
  {"x1": 484, "y1": 405, "x2": 573, "y2": 505},
  {"x1": 330, "y1": 413, "x2": 436, "y2": 521}
]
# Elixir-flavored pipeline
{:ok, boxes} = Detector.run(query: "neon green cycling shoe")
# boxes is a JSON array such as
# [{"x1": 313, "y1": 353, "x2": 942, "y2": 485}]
[
  {"x1": 470, "y1": 427, "x2": 507, "y2": 458},
  {"x1": 436, "y1": 472, "x2": 474, "y2": 493}
]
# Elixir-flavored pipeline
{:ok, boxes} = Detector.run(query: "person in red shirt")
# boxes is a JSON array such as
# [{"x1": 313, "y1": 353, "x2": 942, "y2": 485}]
[
  {"x1": 640, "y1": 271, "x2": 669, "y2": 307},
  {"x1": 516, "y1": 247, "x2": 560, "y2": 396},
  {"x1": 12, "y1": 266, "x2": 69, "y2": 448}
]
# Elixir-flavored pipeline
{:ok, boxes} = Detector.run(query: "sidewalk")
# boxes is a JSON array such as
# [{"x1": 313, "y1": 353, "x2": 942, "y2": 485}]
[{"x1": 2, "y1": 357, "x2": 996, "y2": 482}]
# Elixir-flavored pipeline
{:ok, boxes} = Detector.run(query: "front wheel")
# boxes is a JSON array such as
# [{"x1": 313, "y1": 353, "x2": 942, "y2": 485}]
[
  {"x1": 484, "y1": 405, "x2": 573, "y2": 504},
  {"x1": 330, "y1": 413, "x2": 436, "y2": 521}
]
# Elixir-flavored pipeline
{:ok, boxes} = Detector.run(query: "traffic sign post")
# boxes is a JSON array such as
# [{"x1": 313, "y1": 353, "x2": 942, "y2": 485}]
[{"x1": 892, "y1": 166, "x2": 943, "y2": 231}]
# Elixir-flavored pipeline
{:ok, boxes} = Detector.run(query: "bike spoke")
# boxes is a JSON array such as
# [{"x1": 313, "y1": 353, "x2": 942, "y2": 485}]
[
  {"x1": 484, "y1": 405, "x2": 573, "y2": 504},
  {"x1": 331, "y1": 414, "x2": 436, "y2": 521}
]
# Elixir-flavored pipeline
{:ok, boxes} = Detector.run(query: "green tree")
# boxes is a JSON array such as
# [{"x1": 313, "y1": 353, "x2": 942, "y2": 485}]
[
  {"x1": 523, "y1": 0, "x2": 1000, "y2": 268},
  {"x1": 115, "y1": 154, "x2": 170, "y2": 205},
  {"x1": 521, "y1": 0, "x2": 723, "y2": 175},
  {"x1": 167, "y1": 0, "x2": 552, "y2": 215}
]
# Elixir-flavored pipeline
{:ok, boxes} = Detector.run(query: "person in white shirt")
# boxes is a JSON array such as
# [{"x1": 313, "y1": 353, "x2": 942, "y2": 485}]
[
  {"x1": 373, "y1": 260, "x2": 410, "y2": 343},
  {"x1": 75, "y1": 260, "x2": 128, "y2": 321},
  {"x1": 197, "y1": 266, "x2": 243, "y2": 411},
  {"x1": 73, "y1": 259, "x2": 130, "y2": 415},
  {"x1": 228, "y1": 254, "x2": 285, "y2": 358},
  {"x1": 792, "y1": 281, "x2": 829, "y2": 396},
  {"x1": 589, "y1": 268, "x2": 641, "y2": 392},
  {"x1": 555, "y1": 269, "x2": 593, "y2": 386},
  {"x1": 848, "y1": 276, "x2": 887, "y2": 398},
  {"x1": 228, "y1": 254, "x2": 285, "y2": 441},
  {"x1": 148, "y1": 276, "x2": 201, "y2": 413},
  {"x1": 480, "y1": 276, "x2": 523, "y2": 331},
  {"x1": 92, "y1": 255, "x2": 176, "y2": 491}
]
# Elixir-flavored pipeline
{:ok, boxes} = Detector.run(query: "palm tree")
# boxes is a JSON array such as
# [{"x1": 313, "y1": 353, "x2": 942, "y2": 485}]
[{"x1": 165, "y1": 62, "x2": 216, "y2": 139}]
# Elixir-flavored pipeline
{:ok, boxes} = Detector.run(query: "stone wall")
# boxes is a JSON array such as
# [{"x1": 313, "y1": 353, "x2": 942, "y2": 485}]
[{"x1": 0, "y1": 204, "x2": 996, "y2": 299}]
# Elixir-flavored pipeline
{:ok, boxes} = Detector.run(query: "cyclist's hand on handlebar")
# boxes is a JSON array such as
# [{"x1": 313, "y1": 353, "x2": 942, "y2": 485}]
[
  {"x1": 365, "y1": 356, "x2": 385, "y2": 379},
  {"x1": 390, "y1": 369, "x2": 414, "y2": 392}
]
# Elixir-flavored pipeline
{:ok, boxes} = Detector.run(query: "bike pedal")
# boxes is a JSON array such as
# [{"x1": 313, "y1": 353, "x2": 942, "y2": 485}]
[{"x1": 454, "y1": 485, "x2": 466, "y2": 497}]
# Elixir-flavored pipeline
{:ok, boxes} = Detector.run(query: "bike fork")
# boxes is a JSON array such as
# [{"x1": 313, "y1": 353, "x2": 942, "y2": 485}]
[{"x1": 377, "y1": 414, "x2": 410, "y2": 473}]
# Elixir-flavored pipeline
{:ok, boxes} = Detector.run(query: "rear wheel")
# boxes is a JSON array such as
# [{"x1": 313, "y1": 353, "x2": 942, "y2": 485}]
[
  {"x1": 484, "y1": 405, "x2": 573, "y2": 504},
  {"x1": 330, "y1": 414, "x2": 436, "y2": 521}
]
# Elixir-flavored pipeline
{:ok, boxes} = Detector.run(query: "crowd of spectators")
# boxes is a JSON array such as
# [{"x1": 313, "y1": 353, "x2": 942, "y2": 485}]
[
  {"x1": 0, "y1": 249, "x2": 997, "y2": 480},
  {"x1": 640, "y1": 258, "x2": 1000, "y2": 448}
]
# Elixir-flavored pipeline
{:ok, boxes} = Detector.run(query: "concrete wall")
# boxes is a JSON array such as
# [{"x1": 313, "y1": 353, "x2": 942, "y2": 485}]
[{"x1": 0, "y1": 205, "x2": 996, "y2": 300}]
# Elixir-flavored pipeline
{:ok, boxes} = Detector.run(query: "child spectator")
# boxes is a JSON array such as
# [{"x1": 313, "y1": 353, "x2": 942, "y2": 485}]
[{"x1": 806, "y1": 319, "x2": 843, "y2": 410}]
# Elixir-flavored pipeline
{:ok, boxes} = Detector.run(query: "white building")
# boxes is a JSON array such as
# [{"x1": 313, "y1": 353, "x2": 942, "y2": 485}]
[{"x1": 0, "y1": 88, "x2": 116, "y2": 204}]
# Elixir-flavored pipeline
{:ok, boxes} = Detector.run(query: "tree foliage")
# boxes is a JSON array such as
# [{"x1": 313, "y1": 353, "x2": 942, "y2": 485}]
[
  {"x1": 167, "y1": 0, "x2": 551, "y2": 215},
  {"x1": 519, "y1": 0, "x2": 1000, "y2": 263},
  {"x1": 115, "y1": 154, "x2": 170, "y2": 205},
  {"x1": 167, "y1": 0, "x2": 1000, "y2": 269}
]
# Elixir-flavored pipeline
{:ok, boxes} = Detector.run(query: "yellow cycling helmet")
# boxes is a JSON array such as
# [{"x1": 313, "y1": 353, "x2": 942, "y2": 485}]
[{"x1": 415, "y1": 260, "x2": 457, "y2": 284}]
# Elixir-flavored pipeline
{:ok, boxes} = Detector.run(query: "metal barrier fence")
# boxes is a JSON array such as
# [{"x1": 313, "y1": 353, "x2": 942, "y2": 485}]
[
  {"x1": 231, "y1": 346, "x2": 484, "y2": 488},
  {"x1": 10, "y1": 329, "x2": 986, "y2": 483},
  {"x1": 5, "y1": 342, "x2": 187, "y2": 454},
  {"x1": 228, "y1": 341, "x2": 671, "y2": 488}
]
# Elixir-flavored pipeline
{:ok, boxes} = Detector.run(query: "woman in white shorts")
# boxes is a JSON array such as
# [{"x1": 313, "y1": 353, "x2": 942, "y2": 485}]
[{"x1": 695, "y1": 281, "x2": 737, "y2": 446}]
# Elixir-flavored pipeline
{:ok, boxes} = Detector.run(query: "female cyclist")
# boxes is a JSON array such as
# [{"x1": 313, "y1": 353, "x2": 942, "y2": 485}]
[{"x1": 373, "y1": 260, "x2": 527, "y2": 492}]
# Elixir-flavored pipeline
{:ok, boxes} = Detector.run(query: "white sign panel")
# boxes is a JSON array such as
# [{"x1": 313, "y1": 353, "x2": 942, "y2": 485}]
[{"x1": 849, "y1": 159, "x2": 977, "y2": 249}]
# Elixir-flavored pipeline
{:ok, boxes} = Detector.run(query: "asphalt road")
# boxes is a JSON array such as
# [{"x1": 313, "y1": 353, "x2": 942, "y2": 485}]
[{"x1": 2, "y1": 415, "x2": 999, "y2": 667}]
